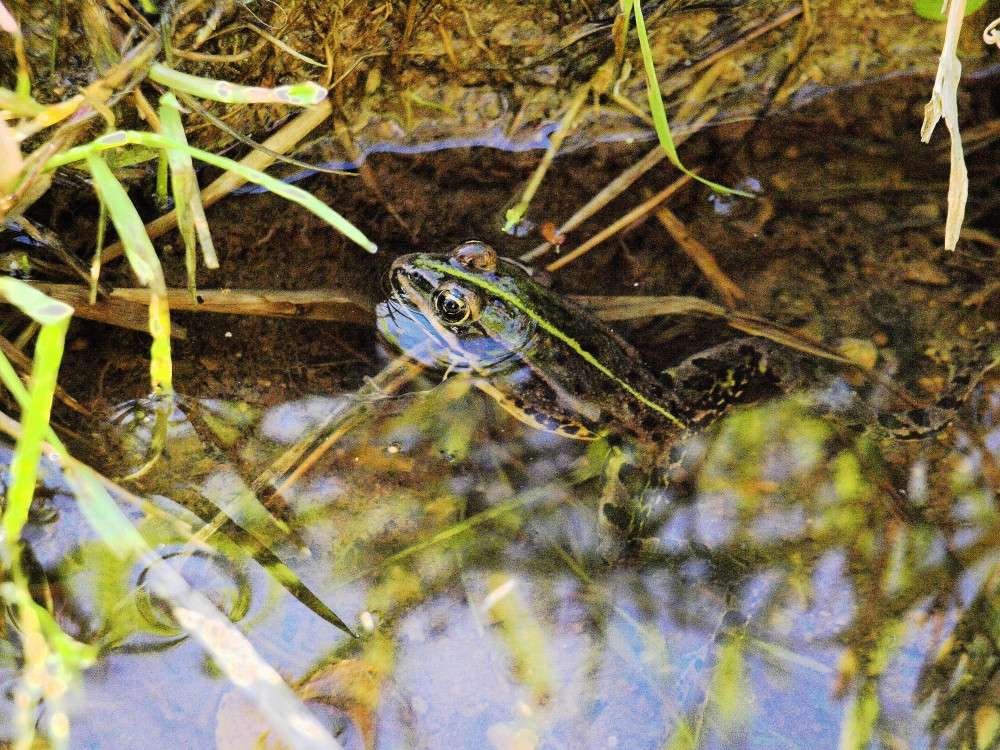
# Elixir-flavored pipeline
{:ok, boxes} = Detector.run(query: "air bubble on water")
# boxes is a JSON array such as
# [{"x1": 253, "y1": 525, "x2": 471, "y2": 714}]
[
  {"x1": 359, "y1": 610, "x2": 376, "y2": 633},
  {"x1": 502, "y1": 215, "x2": 536, "y2": 238},
  {"x1": 709, "y1": 176, "x2": 762, "y2": 216}
]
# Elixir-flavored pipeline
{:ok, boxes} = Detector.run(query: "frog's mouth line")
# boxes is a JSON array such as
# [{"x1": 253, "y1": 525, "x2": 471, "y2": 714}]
[
  {"x1": 382, "y1": 266, "x2": 437, "y2": 331},
  {"x1": 382, "y1": 268, "x2": 479, "y2": 371}
]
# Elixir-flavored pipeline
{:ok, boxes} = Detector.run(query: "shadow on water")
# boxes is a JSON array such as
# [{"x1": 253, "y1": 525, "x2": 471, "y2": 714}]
[{"x1": 2, "y1": 76, "x2": 1000, "y2": 750}]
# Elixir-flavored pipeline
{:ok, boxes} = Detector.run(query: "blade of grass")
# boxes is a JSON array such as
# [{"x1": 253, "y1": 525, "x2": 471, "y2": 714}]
[
  {"x1": 85, "y1": 153, "x2": 172, "y2": 393},
  {"x1": 49, "y1": 131, "x2": 377, "y2": 254},
  {"x1": 160, "y1": 93, "x2": 218, "y2": 286},
  {"x1": 90, "y1": 200, "x2": 106, "y2": 305},
  {"x1": 623, "y1": 0, "x2": 751, "y2": 198},
  {"x1": 921, "y1": 0, "x2": 969, "y2": 250},
  {"x1": 85, "y1": 153, "x2": 172, "y2": 478},
  {"x1": 913, "y1": 0, "x2": 985, "y2": 20},
  {"x1": 0, "y1": 277, "x2": 73, "y2": 750},
  {"x1": 159, "y1": 98, "x2": 200, "y2": 300},
  {"x1": 84, "y1": 153, "x2": 163, "y2": 290},
  {"x1": 0, "y1": 413, "x2": 347, "y2": 750},
  {"x1": 0, "y1": 278, "x2": 72, "y2": 546},
  {"x1": 155, "y1": 148, "x2": 169, "y2": 208},
  {"x1": 502, "y1": 82, "x2": 590, "y2": 233},
  {"x1": 97, "y1": 101, "x2": 338, "y2": 262},
  {"x1": 0, "y1": 87, "x2": 45, "y2": 117},
  {"x1": 148, "y1": 63, "x2": 328, "y2": 106}
]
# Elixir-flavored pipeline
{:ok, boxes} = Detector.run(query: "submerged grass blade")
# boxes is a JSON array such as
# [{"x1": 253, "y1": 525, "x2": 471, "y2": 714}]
[
  {"x1": 837, "y1": 680, "x2": 879, "y2": 750},
  {"x1": 0, "y1": 409, "x2": 346, "y2": 750},
  {"x1": 624, "y1": 0, "x2": 751, "y2": 198},
  {"x1": 52, "y1": 131, "x2": 377, "y2": 253},
  {"x1": 503, "y1": 83, "x2": 589, "y2": 233},
  {"x1": 0, "y1": 321, "x2": 349, "y2": 748},
  {"x1": 148, "y1": 63, "x2": 328, "y2": 106}
]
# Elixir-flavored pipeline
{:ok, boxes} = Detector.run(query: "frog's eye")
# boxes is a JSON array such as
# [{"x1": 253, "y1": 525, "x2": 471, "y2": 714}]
[
  {"x1": 453, "y1": 241, "x2": 497, "y2": 272},
  {"x1": 432, "y1": 282, "x2": 480, "y2": 325}
]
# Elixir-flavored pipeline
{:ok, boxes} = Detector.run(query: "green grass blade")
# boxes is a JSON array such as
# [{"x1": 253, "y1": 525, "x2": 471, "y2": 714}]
[
  {"x1": 0, "y1": 278, "x2": 71, "y2": 544},
  {"x1": 155, "y1": 147, "x2": 169, "y2": 208},
  {"x1": 90, "y1": 200, "x2": 106, "y2": 304},
  {"x1": 159, "y1": 96, "x2": 201, "y2": 299},
  {"x1": 147, "y1": 293, "x2": 173, "y2": 397},
  {"x1": 626, "y1": 0, "x2": 751, "y2": 198},
  {"x1": 148, "y1": 63, "x2": 328, "y2": 106},
  {"x1": 85, "y1": 153, "x2": 173, "y2": 398},
  {"x1": 0, "y1": 277, "x2": 345, "y2": 749},
  {"x1": 51, "y1": 131, "x2": 377, "y2": 253},
  {"x1": 0, "y1": 87, "x2": 45, "y2": 117},
  {"x1": 160, "y1": 93, "x2": 218, "y2": 280},
  {"x1": 0, "y1": 277, "x2": 74, "y2": 325},
  {"x1": 913, "y1": 0, "x2": 985, "y2": 20},
  {"x1": 84, "y1": 152, "x2": 164, "y2": 290},
  {"x1": 0, "y1": 348, "x2": 144, "y2": 559},
  {"x1": 0, "y1": 281, "x2": 73, "y2": 750}
]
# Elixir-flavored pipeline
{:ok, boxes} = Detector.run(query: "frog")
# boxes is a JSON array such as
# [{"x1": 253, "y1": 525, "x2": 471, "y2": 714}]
[{"x1": 375, "y1": 240, "x2": 819, "y2": 542}]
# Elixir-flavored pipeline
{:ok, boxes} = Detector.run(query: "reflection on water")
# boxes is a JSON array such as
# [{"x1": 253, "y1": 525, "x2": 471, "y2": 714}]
[{"x1": 1, "y1": 360, "x2": 997, "y2": 748}]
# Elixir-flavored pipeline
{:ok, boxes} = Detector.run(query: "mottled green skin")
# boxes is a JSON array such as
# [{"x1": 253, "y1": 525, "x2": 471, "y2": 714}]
[{"x1": 376, "y1": 244, "x2": 790, "y2": 450}]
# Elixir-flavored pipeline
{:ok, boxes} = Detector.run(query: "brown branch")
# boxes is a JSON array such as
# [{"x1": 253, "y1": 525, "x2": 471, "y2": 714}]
[
  {"x1": 32, "y1": 283, "x2": 371, "y2": 324},
  {"x1": 23, "y1": 284, "x2": 186, "y2": 338}
]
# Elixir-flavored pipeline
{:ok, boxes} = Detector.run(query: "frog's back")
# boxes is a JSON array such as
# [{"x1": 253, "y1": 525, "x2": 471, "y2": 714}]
[{"x1": 499, "y1": 277, "x2": 689, "y2": 440}]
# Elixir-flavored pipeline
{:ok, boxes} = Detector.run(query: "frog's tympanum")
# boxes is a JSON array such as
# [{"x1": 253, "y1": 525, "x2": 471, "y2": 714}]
[{"x1": 376, "y1": 240, "x2": 816, "y2": 542}]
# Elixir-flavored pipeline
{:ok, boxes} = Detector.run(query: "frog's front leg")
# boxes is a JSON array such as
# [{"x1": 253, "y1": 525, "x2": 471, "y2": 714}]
[
  {"x1": 598, "y1": 443, "x2": 633, "y2": 538},
  {"x1": 596, "y1": 441, "x2": 672, "y2": 558}
]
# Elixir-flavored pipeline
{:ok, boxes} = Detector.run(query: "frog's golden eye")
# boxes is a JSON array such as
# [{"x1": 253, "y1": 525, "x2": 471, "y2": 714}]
[
  {"x1": 453, "y1": 241, "x2": 497, "y2": 272},
  {"x1": 432, "y1": 282, "x2": 481, "y2": 325}
]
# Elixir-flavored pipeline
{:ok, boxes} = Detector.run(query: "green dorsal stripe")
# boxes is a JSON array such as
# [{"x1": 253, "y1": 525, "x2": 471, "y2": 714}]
[{"x1": 420, "y1": 259, "x2": 686, "y2": 429}]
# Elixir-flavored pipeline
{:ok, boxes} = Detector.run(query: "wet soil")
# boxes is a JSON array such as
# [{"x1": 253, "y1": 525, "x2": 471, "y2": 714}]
[{"x1": 35, "y1": 72, "x2": 998, "y2": 423}]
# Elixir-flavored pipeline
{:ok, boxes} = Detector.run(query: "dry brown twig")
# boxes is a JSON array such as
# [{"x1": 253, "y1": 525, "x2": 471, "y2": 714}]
[
  {"x1": 31, "y1": 282, "x2": 370, "y2": 324},
  {"x1": 654, "y1": 206, "x2": 745, "y2": 307},
  {"x1": 545, "y1": 173, "x2": 694, "y2": 272}
]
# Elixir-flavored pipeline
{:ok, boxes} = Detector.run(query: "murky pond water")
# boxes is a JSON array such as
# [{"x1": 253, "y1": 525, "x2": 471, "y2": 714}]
[{"x1": 2, "y1": 67, "x2": 999, "y2": 750}]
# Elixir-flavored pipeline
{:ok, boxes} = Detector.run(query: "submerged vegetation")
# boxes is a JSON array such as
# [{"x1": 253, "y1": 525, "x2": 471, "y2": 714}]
[{"x1": 0, "y1": 1, "x2": 997, "y2": 749}]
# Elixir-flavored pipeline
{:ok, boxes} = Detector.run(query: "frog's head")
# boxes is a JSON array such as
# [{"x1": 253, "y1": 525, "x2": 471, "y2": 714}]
[{"x1": 376, "y1": 241, "x2": 538, "y2": 372}]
